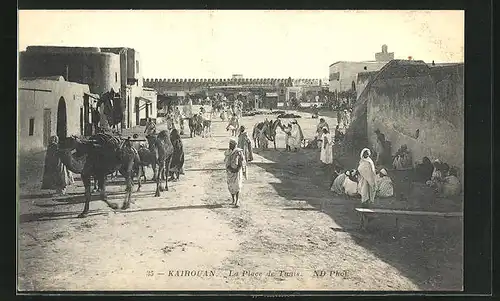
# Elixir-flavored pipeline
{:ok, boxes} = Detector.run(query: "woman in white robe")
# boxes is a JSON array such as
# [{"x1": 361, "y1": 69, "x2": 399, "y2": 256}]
[
  {"x1": 357, "y1": 148, "x2": 377, "y2": 206},
  {"x1": 320, "y1": 127, "x2": 333, "y2": 165},
  {"x1": 288, "y1": 119, "x2": 304, "y2": 151}
]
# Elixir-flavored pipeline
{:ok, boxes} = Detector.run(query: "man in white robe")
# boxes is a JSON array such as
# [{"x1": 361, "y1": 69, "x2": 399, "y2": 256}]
[{"x1": 224, "y1": 138, "x2": 247, "y2": 207}]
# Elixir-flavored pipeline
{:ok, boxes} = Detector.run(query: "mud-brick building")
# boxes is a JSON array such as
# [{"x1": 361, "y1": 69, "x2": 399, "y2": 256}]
[
  {"x1": 99, "y1": 47, "x2": 156, "y2": 127},
  {"x1": 329, "y1": 45, "x2": 394, "y2": 94},
  {"x1": 346, "y1": 60, "x2": 464, "y2": 180},
  {"x1": 19, "y1": 46, "x2": 121, "y2": 96},
  {"x1": 19, "y1": 46, "x2": 156, "y2": 129},
  {"x1": 18, "y1": 76, "x2": 93, "y2": 154},
  {"x1": 135, "y1": 87, "x2": 157, "y2": 126}
]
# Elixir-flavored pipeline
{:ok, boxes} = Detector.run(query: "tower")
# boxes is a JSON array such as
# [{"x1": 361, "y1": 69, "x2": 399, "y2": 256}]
[{"x1": 375, "y1": 44, "x2": 394, "y2": 61}]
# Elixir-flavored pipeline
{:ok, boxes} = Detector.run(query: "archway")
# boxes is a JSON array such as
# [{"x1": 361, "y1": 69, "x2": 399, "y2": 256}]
[{"x1": 57, "y1": 97, "x2": 68, "y2": 140}]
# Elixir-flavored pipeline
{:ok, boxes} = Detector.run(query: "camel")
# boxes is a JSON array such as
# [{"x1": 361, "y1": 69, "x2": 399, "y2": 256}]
[
  {"x1": 57, "y1": 133, "x2": 141, "y2": 218},
  {"x1": 143, "y1": 130, "x2": 174, "y2": 197},
  {"x1": 188, "y1": 114, "x2": 203, "y2": 138},
  {"x1": 252, "y1": 119, "x2": 284, "y2": 150}
]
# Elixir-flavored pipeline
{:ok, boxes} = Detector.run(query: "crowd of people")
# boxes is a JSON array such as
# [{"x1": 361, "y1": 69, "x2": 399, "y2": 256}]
[{"x1": 40, "y1": 100, "x2": 462, "y2": 212}]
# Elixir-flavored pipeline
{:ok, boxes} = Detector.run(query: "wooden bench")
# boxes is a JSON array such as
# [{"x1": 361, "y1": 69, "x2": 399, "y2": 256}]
[{"x1": 355, "y1": 208, "x2": 463, "y2": 231}]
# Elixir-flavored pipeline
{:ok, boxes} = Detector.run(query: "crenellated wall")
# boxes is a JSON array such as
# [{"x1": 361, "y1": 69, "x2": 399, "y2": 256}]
[{"x1": 142, "y1": 77, "x2": 328, "y2": 98}]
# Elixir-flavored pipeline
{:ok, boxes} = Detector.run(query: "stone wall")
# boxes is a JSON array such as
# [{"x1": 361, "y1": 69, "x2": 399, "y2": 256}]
[
  {"x1": 352, "y1": 60, "x2": 464, "y2": 177},
  {"x1": 356, "y1": 71, "x2": 378, "y2": 100},
  {"x1": 142, "y1": 77, "x2": 323, "y2": 95}
]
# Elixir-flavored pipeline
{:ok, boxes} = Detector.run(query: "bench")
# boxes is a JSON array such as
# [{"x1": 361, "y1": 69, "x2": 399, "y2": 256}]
[{"x1": 355, "y1": 207, "x2": 463, "y2": 231}]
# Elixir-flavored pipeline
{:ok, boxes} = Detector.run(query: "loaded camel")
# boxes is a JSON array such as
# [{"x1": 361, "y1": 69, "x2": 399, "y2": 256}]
[{"x1": 58, "y1": 133, "x2": 141, "y2": 218}]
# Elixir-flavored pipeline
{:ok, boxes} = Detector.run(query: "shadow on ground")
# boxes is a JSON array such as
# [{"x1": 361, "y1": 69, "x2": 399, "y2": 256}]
[
  {"x1": 117, "y1": 204, "x2": 223, "y2": 214},
  {"x1": 19, "y1": 210, "x2": 107, "y2": 223},
  {"x1": 252, "y1": 148, "x2": 463, "y2": 291}
]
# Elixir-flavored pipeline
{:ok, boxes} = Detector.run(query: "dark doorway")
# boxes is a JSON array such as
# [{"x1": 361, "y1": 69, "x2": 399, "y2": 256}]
[{"x1": 57, "y1": 97, "x2": 67, "y2": 140}]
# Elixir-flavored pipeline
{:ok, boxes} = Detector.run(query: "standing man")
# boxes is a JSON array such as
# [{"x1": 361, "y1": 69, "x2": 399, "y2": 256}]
[
  {"x1": 226, "y1": 113, "x2": 240, "y2": 137},
  {"x1": 224, "y1": 138, "x2": 247, "y2": 207},
  {"x1": 237, "y1": 126, "x2": 254, "y2": 162}
]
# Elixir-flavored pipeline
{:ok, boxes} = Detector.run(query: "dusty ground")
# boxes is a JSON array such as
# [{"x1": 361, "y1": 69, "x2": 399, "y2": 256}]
[{"x1": 17, "y1": 109, "x2": 462, "y2": 291}]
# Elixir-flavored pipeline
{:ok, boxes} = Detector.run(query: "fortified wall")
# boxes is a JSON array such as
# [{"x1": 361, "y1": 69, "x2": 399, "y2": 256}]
[
  {"x1": 143, "y1": 78, "x2": 323, "y2": 95},
  {"x1": 346, "y1": 60, "x2": 464, "y2": 177}
]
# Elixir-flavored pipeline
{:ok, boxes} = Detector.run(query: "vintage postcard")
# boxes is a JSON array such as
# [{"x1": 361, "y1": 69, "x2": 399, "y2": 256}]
[{"x1": 17, "y1": 10, "x2": 464, "y2": 292}]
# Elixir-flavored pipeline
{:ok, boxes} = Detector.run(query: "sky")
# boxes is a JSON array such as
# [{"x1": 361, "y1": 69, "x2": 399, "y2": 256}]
[{"x1": 18, "y1": 10, "x2": 464, "y2": 79}]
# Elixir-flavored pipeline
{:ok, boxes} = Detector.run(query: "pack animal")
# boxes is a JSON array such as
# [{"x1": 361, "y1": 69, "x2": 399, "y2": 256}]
[
  {"x1": 57, "y1": 133, "x2": 141, "y2": 218},
  {"x1": 143, "y1": 130, "x2": 174, "y2": 197}
]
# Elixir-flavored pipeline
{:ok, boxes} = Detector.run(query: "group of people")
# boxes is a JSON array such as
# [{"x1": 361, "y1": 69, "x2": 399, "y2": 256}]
[
  {"x1": 418, "y1": 158, "x2": 461, "y2": 198},
  {"x1": 328, "y1": 144, "x2": 462, "y2": 207},
  {"x1": 329, "y1": 148, "x2": 395, "y2": 207},
  {"x1": 282, "y1": 119, "x2": 304, "y2": 152}
]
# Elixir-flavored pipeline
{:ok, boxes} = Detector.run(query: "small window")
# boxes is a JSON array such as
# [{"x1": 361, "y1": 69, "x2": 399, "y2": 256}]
[
  {"x1": 136, "y1": 61, "x2": 140, "y2": 74},
  {"x1": 29, "y1": 118, "x2": 35, "y2": 136},
  {"x1": 115, "y1": 72, "x2": 118, "y2": 83}
]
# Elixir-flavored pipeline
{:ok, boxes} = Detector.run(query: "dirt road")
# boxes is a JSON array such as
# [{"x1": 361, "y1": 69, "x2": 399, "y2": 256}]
[{"x1": 17, "y1": 110, "x2": 462, "y2": 291}]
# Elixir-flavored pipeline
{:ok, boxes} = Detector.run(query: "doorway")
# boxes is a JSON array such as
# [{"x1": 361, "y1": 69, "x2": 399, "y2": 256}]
[
  {"x1": 43, "y1": 109, "x2": 51, "y2": 147},
  {"x1": 57, "y1": 97, "x2": 67, "y2": 140}
]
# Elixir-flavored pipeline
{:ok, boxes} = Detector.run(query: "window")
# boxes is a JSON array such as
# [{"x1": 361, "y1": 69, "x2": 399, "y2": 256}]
[
  {"x1": 136, "y1": 61, "x2": 140, "y2": 74},
  {"x1": 29, "y1": 118, "x2": 35, "y2": 136},
  {"x1": 115, "y1": 72, "x2": 118, "y2": 83}
]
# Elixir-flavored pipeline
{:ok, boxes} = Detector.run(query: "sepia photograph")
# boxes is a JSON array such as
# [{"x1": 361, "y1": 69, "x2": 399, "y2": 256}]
[{"x1": 17, "y1": 10, "x2": 465, "y2": 292}]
